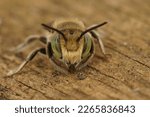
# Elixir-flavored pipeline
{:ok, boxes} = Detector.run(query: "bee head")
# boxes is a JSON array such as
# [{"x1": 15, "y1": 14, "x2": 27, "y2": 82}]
[{"x1": 42, "y1": 22, "x2": 107, "y2": 43}]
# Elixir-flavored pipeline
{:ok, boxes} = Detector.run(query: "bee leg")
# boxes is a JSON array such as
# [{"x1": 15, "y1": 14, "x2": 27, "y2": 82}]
[
  {"x1": 7, "y1": 48, "x2": 46, "y2": 76},
  {"x1": 11, "y1": 35, "x2": 47, "y2": 53},
  {"x1": 77, "y1": 53, "x2": 94, "y2": 71},
  {"x1": 90, "y1": 30, "x2": 106, "y2": 57}
]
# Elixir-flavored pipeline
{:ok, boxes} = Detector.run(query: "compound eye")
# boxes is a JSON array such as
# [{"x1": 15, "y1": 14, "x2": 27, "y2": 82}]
[
  {"x1": 51, "y1": 35, "x2": 62, "y2": 59},
  {"x1": 81, "y1": 34, "x2": 92, "y2": 59}
]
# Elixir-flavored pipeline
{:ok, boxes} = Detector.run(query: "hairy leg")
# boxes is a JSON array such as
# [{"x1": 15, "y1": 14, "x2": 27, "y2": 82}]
[
  {"x1": 11, "y1": 35, "x2": 47, "y2": 53},
  {"x1": 7, "y1": 48, "x2": 46, "y2": 76}
]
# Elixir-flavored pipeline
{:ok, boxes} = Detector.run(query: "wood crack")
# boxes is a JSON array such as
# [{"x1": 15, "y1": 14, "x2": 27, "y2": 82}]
[
  {"x1": 106, "y1": 45, "x2": 150, "y2": 69},
  {"x1": 87, "y1": 65, "x2": 150, "y2": 99},
  {"x1": 87, "y1": 65, "x2": 120, "y2": 81},
  {"x1": 15, "y1": 80, "x2": 54, "y2": 99}
]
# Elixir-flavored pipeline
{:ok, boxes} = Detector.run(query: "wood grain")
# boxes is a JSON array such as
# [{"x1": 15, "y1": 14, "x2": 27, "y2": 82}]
[{"x1": 0, "y1": 0, "x2": 150, "y2": 99}]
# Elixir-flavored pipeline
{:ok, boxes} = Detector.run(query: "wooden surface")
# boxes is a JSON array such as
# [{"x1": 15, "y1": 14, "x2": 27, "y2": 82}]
[{"x1": 0, "y1": 0, "x2": 150, "y2": 100}]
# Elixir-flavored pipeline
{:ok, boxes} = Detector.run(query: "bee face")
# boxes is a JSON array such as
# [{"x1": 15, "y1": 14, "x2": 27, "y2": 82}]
[
  {"x1": 50, "y1": 31, "x2": 94, "y2": 73},
  {"x1": 43, "y1": 19, "x2": 107, "y2": 73}
]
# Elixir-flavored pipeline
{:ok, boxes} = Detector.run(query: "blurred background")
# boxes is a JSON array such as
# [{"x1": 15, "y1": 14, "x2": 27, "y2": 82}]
[
  {"x1": 0, "y1": 0, "x2": 149, "y2": 53},
  {"x1": 0, "y1": 0, "x2": 150, "y2": 99}
]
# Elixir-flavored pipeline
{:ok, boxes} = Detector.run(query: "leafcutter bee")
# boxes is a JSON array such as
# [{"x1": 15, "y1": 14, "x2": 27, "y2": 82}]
[{"x1": 7, "y1": 19, "x2": 107, "y2": 76}]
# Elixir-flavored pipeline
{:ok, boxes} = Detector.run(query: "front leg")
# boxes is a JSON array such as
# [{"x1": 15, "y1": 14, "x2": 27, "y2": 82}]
[{"x1": 7, "y1": 48, "x2": 46, "y2": 76}]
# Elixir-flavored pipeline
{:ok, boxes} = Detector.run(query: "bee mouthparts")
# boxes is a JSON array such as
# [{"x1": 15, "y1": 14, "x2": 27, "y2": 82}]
[{"x1": 68, "y1": 64, "x2": 76, "y2": 73}]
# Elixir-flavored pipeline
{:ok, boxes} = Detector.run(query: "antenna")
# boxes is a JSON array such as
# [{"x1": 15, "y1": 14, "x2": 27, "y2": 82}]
[
  {"x1": 77, "y1": 22, "x2": 107, "y2": 41},
  {"x1": 42, "y1": 24, "x2": 67, "y2": 41}
]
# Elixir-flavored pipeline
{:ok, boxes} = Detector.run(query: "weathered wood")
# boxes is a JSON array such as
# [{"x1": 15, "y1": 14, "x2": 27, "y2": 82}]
[{"x1": 0, "y1": 0, "x2": 150, "y2": 99}]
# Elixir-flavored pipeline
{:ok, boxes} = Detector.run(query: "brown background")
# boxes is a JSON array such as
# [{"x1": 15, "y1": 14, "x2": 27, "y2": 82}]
[{"x1": 0, "y1": 0, "x2": 150, "y2": 99}]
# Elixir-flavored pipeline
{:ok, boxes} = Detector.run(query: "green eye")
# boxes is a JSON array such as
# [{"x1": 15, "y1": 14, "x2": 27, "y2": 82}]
[
  {"x1": 82, "y1": 34, "x2": 92, "y2": 59},
  {"x1": 51, "y1": 34, "x2": 62, "y2": 59}
]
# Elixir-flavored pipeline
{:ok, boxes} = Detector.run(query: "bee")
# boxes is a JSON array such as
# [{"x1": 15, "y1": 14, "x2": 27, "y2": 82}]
[{"x1": 7, "y1": 19, "x2": 107, "y2": 76}]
